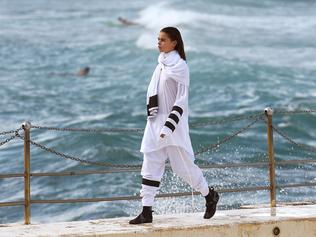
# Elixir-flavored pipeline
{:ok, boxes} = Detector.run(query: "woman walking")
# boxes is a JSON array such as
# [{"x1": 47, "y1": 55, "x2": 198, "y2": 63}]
[{"x1": 129, "y1": 27, "x2": 219, "y2": 224}]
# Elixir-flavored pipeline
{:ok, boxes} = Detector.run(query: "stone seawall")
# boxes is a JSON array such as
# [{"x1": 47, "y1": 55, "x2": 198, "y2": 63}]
[{"x1": 1, "y1": 204, "x2": 315, "y2": 237}]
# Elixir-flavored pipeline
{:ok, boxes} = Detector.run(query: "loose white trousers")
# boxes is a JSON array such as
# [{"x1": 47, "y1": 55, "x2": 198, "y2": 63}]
[{"x1": 140, "y1": 146, "x2": 209, "y2": 207}]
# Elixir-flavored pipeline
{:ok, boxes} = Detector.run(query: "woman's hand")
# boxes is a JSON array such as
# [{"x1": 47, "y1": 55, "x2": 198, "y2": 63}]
[{"x1": 160, "y1": 134, "x2": 165, "y2": 138}]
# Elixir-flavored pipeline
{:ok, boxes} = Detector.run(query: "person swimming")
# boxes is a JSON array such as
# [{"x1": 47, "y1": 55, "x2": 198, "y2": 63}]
[
  {"x1": 117, "y1": 17, "x2": 138, "y2": 26},
  {"x1": 49, "y1": 67, "x2": 90, "y2": 77},
  {"x1": 76, "y1": 67, "x2": 90, "y2": 76}
]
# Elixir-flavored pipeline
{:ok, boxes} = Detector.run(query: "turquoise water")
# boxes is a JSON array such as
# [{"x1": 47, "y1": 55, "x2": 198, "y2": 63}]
[{"x1": 0, "y1": 0, "x2": 315, "y2": 223}]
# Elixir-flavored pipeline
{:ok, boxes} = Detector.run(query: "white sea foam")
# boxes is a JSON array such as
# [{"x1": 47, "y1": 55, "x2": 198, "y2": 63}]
[
  {"x1": 134, "y1": 2, "x2": 316, "y2": 69},
  {"x1": 135, "y1": 2, "x2": 207, "y2": 50}
]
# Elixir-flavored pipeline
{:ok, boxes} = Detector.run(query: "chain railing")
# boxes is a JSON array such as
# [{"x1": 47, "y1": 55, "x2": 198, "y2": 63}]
[
  {"x1": 272, "y1": 125, "x2": 316, "y2": 153},
  {"x1": 273, "y1": 109, "x2": 316, "y2": 115},
  {"x1": 190, "y1": 112, "x2": 264, "y2": 128},
  {"x1": 0, "y1": 108, "x2": 315, "y2": 225},
  {"x1": 0, "y1": 129, "x2": 21, "y2": 147},
  {"x1": 13, "y1": 117, "x2": 264, "y2": 168},
  {"x1": 0, "y1": 134, "x2": 18, "y2": 147},
  {"x1": 15, "y1": 132, "x2": 142, "y2": 168},
  {"x1": 29, "y1": 112, "x2": 265, "y2": 132},
  {"x1": 194, "y1": 117, "x2": 263, "y2": 156},
  {"x1": 30, "y1": 125, "x2": 144, "y2": 133}
]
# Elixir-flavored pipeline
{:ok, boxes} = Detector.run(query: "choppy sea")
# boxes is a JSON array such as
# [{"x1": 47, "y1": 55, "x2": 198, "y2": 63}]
[{"x1": 0, "y1": 0, "x2": 315, "y2": 224}]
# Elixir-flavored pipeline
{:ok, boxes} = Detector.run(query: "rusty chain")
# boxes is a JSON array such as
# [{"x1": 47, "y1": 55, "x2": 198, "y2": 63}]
[
  {"x1": 29, "y1": 109, "x2": 315, "y2": 133},
  {"x1": 272, "y1": 125, "x2": 316, "y2": 153},
  {"x1": 30, "y1": 112, "x2": 265, "y2": 133},
  {"x1": 190, "y1": 112, "x2": 264, "y2": 128},
  {"x1": 0, "y1": 129, "x2": 20, "y2": 147},
  {"x1": 1, "y1": 109, "x2": 314, "y2": 168},
  {"x1": 0, "y1": 134, "x2": 17, "y2": 147},
  {"x1": 0, "y1": 128, "x2": 22, "y2": 136},
  {"x1": 15, "y1": 119, "x2": 261, "y2": 168},
  {"x1": 194, "y1": 117, "x2": 262, "y2": 156},
  {"x1": 31, "y1": 125, "x2": 144, "y2": 133},
  {"x1": 273, "y1": 109, "x2": 316, "y2": 115},
  {"x1": 15, "y1": 132, "x2": 142, "y2": 168}
]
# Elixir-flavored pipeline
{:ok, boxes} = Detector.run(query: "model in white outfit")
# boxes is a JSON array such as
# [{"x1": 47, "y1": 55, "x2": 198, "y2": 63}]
[
  {"x1": 140, "y1": 50, "x2": 209, "y2": 207},
  {"x1": 129, "y1": 27, "x2": 219, "y2": 225}
]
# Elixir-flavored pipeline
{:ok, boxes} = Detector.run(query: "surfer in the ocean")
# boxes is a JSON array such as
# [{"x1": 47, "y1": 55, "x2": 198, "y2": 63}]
[{"x1": 117, "y1": 17, "x2": 138, "y2": 26}]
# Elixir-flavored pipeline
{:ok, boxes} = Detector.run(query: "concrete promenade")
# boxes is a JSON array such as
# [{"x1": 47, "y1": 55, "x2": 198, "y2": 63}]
[{"x1": 1, "y1": 204, "x2": 315, "y2": 237}]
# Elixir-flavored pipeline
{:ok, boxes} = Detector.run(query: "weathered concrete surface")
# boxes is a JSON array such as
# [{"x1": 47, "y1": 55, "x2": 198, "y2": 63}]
[{"x1": 1, "y1": 204, "x2": 315, "y2": 237}]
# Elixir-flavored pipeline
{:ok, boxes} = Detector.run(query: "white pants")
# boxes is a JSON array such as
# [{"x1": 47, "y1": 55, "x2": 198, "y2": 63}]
[{"x1": 140, "y1": 146, "x2": 209, "y2": 206}]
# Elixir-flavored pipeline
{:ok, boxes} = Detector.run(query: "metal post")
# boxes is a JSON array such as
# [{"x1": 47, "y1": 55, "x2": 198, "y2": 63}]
[
  {"x1": 22, "y1": 121, "x2": 31, "y2": 224},
  {"x1": 265, "y1": 108, "x2": 276, "y2": 207}
]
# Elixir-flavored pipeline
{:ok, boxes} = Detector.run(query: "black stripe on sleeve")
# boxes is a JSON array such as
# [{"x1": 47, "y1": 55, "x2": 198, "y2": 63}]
[
  {"x1": 148, "y1": 95, "x2": 158, "y2": 108},
  {"x1": 168, "y1": 113, "x2": 179, "y2": 124},
  {"x1": 142, "y1": 178, "x2": 160, "y2": 187},
  {"x1": 164, "y1": 121, "x2": 175, "y2": 132},
  {"x1": 172, "y1": 105, "x2": 183, "y2": 116}
]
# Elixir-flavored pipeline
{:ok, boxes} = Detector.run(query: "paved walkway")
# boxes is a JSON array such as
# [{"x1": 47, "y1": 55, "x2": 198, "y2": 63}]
[{"x1": 1, "y1": 204, "x2": 316, "y2": 237}]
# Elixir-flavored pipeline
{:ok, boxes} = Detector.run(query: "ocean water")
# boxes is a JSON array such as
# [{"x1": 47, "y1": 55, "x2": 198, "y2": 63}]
[{"x1": 0, "y1": 0, "x2": 315, "y2": 224}]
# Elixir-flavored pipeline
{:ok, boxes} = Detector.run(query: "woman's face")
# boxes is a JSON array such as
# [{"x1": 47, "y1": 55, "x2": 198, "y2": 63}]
[{"x1": 158, "y1": 31, "x2": 177, "y2": 53}]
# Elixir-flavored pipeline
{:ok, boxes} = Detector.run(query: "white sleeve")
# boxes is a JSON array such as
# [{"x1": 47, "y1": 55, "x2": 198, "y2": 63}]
[{"x1": 160, "y1": 83, "x2": 188, "y2": 136}]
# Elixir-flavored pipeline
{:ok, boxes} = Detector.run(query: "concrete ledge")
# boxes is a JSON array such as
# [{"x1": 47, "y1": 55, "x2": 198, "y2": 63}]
[{"x1": 1, "y1": 204, "x2": 315, "y2": 237}]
